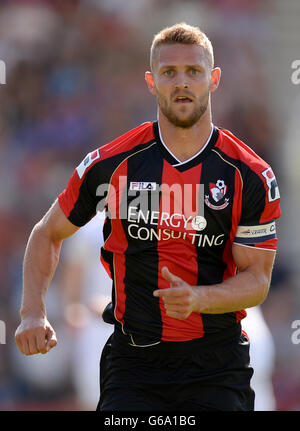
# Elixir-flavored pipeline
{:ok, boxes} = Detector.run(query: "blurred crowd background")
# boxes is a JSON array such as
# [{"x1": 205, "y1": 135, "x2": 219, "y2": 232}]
[{"x1": 0, "y1": 0, "x2": 299, "y2": 411}]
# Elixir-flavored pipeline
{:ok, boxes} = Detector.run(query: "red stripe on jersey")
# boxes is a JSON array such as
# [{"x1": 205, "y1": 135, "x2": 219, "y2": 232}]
[
  {"x1": 158, "y1": 160, "x2": 204, "y2": 341},
  {"x1": 103, "y1": 160, "x2": 129, "y2": 328},
  {"x1": 58, "y1": 169, "x2": 83, "y2": 219},
  {"x1": 242, "y1": 329, "x2": 249, "y2": 339},
  {"x1": 236, "y1": 310, "x2": 247, "y2": 323},
  {"x1": 216, "y1": 129, "x2": 273, "y2": 187},
  {"x1": 254, "y1": 237, "x2": 278, "y2": 250},
  {"x1": 113, "y1": 253, "x2": 127, "y2": 326},
  {"x1": 58, "y1": 151, "x2": 103, "y2": 221},
  {"x1": 217, "y1": 129, "x2": 265, "y2": 168},
  {"x1": 98, "y1": 122, "x2": 155, "y2": 161}
]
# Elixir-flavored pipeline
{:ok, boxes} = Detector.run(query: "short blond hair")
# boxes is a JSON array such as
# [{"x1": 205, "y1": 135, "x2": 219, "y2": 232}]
[{"x1": 150, "y1": 22, "x2": 214, "y2": 71}]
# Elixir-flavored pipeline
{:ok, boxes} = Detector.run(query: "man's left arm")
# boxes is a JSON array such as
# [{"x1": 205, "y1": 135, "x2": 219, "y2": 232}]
[{"x1": 153, "y1": 245, "x2": 276, "y2": 320}]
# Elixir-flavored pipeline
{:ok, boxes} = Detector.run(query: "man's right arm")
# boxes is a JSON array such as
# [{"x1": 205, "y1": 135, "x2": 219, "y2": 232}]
[{"x1": 15, "y1": 199, "x2": 80, "y2": 355}]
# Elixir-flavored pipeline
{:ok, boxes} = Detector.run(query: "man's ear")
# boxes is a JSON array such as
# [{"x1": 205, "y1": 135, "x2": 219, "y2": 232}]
[
  {"x1": 145, "y1": 71, "x2": 156, "y2": 96},
  {"x1": 209, "y1": 67, "x2": 221, "y2": 93}
]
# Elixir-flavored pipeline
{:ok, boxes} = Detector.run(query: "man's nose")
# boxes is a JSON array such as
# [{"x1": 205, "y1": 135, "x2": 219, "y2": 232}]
[
  {"x1": 174, "y1": 73, "x2": 189, "y2": 89},
  {"x1": 175, "y1": 83, "x2": 189, "y2": 90}
]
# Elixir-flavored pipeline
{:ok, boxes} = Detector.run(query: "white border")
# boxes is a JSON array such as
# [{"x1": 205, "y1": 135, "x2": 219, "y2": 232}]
[{"x1": 233, "y1": 242, "x2": 276, "y2": 252}]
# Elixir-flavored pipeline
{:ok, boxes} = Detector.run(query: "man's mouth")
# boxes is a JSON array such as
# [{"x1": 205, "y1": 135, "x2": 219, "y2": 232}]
[{"x1": 174, "y1": 96, "x2": 193, "y2": 103}]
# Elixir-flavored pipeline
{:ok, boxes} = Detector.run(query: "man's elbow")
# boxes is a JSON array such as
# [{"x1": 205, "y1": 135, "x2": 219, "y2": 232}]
[
  {"x1": 255, "y1": 273, "x2": 271, "y2": 306},
  {"x1": 31, "y1": 219, "x2": 63, "y2": 255}
]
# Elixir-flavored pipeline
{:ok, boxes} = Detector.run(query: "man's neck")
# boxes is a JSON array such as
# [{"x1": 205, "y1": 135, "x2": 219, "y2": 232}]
[{"x1": 158, "y1": 109, "x2": 213, "y2": 162}]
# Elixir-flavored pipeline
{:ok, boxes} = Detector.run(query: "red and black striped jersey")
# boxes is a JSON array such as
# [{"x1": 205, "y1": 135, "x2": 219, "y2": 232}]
[{"x1": 58, "y1": 121, "x2": 281, "y2": 345}]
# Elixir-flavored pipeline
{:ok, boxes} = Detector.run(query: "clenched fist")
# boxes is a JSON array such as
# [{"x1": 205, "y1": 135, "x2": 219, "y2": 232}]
[{"x1": 15, "y1": 316, "x2": 57, "y2": 355}]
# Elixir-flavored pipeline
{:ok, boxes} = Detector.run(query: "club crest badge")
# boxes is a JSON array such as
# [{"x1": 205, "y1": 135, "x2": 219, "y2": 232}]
[{"x1": 205, "y1": 179, "x2": 229, "y2": 210}]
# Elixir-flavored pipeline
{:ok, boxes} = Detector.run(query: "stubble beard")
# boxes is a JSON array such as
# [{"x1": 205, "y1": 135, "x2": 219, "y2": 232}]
[{"x1": 157, "y1": 91, "x2": 210, "y2": 129}]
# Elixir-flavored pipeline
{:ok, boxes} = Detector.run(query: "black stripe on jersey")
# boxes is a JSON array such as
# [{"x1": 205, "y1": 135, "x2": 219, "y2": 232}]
[
  {"x1": 197, "y1": 150, "x2": 238, "y2": 332},
  {"x1": 97, "y1": 139, "x2": 158, "y2": 329},
  {"x1": 121, "y1": 143, "x2": 164, "y2": 345},
  {"x1": 68, "y1": 139, "x2": 157, "y2": 226}
]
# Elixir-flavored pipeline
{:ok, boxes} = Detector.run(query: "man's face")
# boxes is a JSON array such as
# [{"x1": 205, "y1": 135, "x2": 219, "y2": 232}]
[{"x1": 147, "y1": 44, "x2": 218, "y2": 128}]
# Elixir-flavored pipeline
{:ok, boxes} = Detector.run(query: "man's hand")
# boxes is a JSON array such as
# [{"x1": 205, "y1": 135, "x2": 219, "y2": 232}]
[
  {"x1": 15, "y1": 316, "x2": 57, "y2": 355},
  {"x1": 153, "y1": 267, "x2": 201, "y2": 320},
  {"x1": 15, "y1": 200, "x2": 78, "y2": 356},
  {"x1": 153, "y1": 247, "x2": 276, "y2": 318}
]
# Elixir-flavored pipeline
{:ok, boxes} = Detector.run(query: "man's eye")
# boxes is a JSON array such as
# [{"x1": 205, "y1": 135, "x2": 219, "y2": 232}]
[
  {"x1": 190, "y1": 69, "x2": 199, "y2": 75},
  {"x1": 164, "y1": 70, "x2": 174, "y2": 76}
]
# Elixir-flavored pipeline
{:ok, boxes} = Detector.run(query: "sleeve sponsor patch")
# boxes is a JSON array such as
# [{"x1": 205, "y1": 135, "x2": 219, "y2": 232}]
[
  {"x1": 261, "y1": 167, "x2": 280, "y2": 203},
  {"x1": 234, "y1": 221, "x2": 276, "y2": 245},
  {"x1": 76, "y1": 149, "x2": 100, "y2": 179}
]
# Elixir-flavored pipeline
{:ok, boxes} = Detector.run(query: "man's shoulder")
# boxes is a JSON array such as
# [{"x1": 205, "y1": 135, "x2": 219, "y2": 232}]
[
  {"x1": 75, "y1": 122, "x2": 155, "y2": 181},
  {"x1": 99, "y1": 121, "x2": 156, "y2": 160},
  {"x1": 216, "y1": 127, "x2": 270, "y2": 174}
]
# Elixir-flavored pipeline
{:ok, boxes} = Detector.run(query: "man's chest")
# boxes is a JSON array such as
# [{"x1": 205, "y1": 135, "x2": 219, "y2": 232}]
[{"x1": 105, "y1": 152, "x2": 242, "y2": 250}]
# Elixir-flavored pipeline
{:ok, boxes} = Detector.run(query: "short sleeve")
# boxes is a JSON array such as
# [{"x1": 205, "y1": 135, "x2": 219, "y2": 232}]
[
  {"x1": 58, "y1": 149, "x2": 103, "y2": 227},
  {"x1": 234, "y1": 166, "x2": 281, "y2": 250}
]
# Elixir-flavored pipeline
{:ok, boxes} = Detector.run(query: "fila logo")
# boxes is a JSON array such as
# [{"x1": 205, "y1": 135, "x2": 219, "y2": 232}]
[{"x1": 129, "y1": 182, "x2": 157, "y2": 191}]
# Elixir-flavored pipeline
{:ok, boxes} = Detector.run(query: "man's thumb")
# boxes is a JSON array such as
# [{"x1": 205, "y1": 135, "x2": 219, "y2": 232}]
[
  {"x1": 161, "y1": 266, "x2": 180, "y2": 285},
  {"x1": 45, "y1": 328, "x2": 57, "y2": 352}
]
